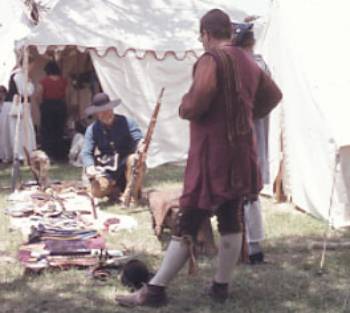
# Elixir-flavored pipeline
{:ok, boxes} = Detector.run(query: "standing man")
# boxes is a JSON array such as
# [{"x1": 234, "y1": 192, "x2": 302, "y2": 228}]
[
  {"x1": 116, "y1": 9, "x2": 282, "y2": 307},
  {"x1": 233, "y1": 20, "x2": 273, "y2": 264},
  {"x1": 82, "y1": 92, "x2": 143, "y2": 200}
]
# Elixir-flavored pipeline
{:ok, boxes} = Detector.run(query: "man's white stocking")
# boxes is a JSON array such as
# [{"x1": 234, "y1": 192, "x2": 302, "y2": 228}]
[
  {"x1": 149, "y1": 237, "x2": 189, "y2": 287},
  {"x1": 214, "y1": 233, "x2": 242, "y2": 284}
]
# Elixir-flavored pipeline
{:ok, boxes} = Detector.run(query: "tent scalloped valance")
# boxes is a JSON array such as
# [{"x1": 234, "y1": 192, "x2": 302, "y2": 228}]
[{"x1": 32, "y1": 45, "x2": 202, "y2": 61}]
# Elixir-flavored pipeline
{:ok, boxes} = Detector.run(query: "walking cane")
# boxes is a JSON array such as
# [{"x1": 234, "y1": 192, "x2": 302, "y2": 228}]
[{"x1": 11, "y1": 95, "x2": 22, "y2": 191}]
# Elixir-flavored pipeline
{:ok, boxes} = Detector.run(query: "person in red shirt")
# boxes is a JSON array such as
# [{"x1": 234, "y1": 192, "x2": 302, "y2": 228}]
[{"x1": 38, "y1": 60, "x2": 67, "y2": 160}]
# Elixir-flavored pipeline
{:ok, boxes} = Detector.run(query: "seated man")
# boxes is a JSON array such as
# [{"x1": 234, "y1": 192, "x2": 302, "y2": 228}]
[{"x1": 82, "y1": 92, "x2": 143, "y2": 200}]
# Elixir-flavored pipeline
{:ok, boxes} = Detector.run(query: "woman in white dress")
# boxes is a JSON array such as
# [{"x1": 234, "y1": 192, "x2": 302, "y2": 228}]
[
  {"x1": 0, "y1": 85, "x2": 8, "y2": 161},
  {"x1": 0, "y1": 60, "x2": 37, "y2": 162}
]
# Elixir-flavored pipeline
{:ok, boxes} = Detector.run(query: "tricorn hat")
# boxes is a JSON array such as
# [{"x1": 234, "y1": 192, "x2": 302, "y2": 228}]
[
  {"x1": 232, "y1": 22, "x2": 254, "y2": 45},
  {"x1": 85, "y1": 92, "x2": 121, "y2": 116}
]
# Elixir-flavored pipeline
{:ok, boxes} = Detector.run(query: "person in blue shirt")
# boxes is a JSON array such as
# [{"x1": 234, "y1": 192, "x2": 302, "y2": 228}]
[
  {"x1": 82, "y1": 92, "x2": 143, "y2": 200},
  {"x1": 233, "y1": 19, "x2": 272, "y2": 265}
]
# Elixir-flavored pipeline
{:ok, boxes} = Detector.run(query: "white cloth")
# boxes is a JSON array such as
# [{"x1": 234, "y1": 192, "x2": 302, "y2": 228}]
[
  {"x1": 12, "y1": 70, "x2": 35, "y2": 96},
  {"x1": 68, "y1": 133, "x2": 85, "y2": 167},
  {"x1": 254, "y1": 117, "x2": 270, "y2": 184}
]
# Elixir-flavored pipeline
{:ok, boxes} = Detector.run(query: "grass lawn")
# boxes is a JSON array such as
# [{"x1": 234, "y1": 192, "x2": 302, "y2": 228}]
[{"x1": 0, "y1": 163, "x2": 349, "y2": 313}]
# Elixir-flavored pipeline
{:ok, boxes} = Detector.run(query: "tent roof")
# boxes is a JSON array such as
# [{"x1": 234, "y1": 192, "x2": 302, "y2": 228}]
[
  {"x1": 17, "y1": 0, "x2": 261, "y2": 59},
  {"x1": 0, "y1": 0, "x2": 59, "y2": 85}
]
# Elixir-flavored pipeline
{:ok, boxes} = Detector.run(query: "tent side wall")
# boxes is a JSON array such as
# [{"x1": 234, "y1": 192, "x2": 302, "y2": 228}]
[
  {"x1": 90, "y1": 50, "x2": 195, "y2": 167},
  {"x1": 260, "y1": 0, "x2": 350, "y2": 227}
]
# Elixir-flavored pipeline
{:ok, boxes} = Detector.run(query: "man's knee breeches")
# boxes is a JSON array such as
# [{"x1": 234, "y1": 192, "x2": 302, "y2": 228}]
[
  {"x1": 172, "y1": 209, "x2": 210, "y2": 240},
  {"x1": 216, "y1": 199, "x2": 243, "y2": 235},
  {"x1": 173, "y1": 199, "x2": 243, "y2": 240}
]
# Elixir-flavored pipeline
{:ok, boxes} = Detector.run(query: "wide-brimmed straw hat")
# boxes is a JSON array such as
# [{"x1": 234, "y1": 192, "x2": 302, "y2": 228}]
[{"x1": 85, "y1": 92, "x2": 121, "y2": 115}]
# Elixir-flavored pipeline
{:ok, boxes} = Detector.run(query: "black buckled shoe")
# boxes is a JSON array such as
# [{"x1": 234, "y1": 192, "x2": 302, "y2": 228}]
[
  {"x1": 249, "y1": 252, "x2": 265, "y2": 265},
  {"x1": 115, "y1": 284, "x2": 167, "y2": 307},
  {"x1": 207, "y1": 282, "x2": 229, "y2": 303}
]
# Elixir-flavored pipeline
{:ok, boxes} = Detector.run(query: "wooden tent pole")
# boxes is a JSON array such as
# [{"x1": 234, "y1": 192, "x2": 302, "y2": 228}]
[
  {"x1": 274, "y1": 132, "x2": 286, "y2": 202},
  {"x1": 22, "y1": 47, "x2": 30, "y2": 164},
  {"x1": 76, "y1": 51, "x2": 81, "y2": 118},
  {"x1": 11, "y1": 95, "x2": 22, "y2": 191}
]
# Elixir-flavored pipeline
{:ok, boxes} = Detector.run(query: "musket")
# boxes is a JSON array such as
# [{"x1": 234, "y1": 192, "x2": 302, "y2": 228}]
[{"x1": 123, "y1": 87, "x2": 165, "y2": 207}]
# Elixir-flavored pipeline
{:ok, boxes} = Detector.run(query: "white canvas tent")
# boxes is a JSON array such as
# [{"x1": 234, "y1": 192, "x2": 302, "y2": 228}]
[
  {"x1": 0, "y1": 0, "x2": 60, "y2": 161},
  {"x1": 0, "y1": 0, "x2": 59, "y2": 86},
  {"x1": 16, "y1": 0, "x2": 349, "y2": 227},
  {"x1": 0, "y1": 0, "x2": 33, "y2": 86},
  {"x1": 260, "y1": 0, "x2": 350, "y2": 227},
  {"x1": 16, "y1": 0, "x2": 270, "y2": 168}
]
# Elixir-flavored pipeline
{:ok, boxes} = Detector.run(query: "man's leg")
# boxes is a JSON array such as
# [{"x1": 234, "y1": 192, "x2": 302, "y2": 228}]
[
  {"x1": 115, "y1": 208, "x2": 209, "y2": 307},
  {"x1": 40, "y1": 104, "x2": 53, "y2": 158},
  {"x1": 210, "y1": 200, "x2": 243, "y2": 302},
  {"x1": 244, "y1": 199, "x2": 265, "y2": 264}
]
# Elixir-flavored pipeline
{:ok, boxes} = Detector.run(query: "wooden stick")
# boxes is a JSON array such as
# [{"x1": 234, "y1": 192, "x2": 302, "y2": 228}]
[
  {"x1": 22, "y1": 47, "x2": 30, "y2": 165},
  {"x1": 274, "y1": 133, "x2": 287, "y2": 202},
  {"x1": 11, "y1": 95, "x2": 22, "y2": 191},
  {"x1": 310, "y1": 241, "x2": 350, "y2": 250}
]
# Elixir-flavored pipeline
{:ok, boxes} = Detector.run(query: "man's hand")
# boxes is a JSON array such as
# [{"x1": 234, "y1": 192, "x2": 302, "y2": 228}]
[
  {"x1": 244, "y1": 15, "x2": 259, "y2": 23},
  {"x1": 85, "y1": 165, "x2": 103, "y2": 178},
  {"x1": 136, "y1": 139, "x2": 146, "y2": 154}
]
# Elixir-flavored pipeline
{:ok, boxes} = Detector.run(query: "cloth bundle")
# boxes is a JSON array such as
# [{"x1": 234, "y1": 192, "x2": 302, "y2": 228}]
[{"x1": 148, "y1": 189, "x2": 217, "y2": 256}]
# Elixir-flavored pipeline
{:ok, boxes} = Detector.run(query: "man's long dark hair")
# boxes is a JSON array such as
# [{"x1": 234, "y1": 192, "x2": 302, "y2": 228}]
[{"x1": 200, "y1": 9, "x2": 232, "y2": 39}]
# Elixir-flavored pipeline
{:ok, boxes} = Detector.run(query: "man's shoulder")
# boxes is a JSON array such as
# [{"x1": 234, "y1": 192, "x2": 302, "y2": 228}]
[
  {"x1": 199, "y1": 45, "x2": 244, "y2": 66},
  {"x1": 197, "y1": 51, "x2": 216, "y2": 64},
  {"x1": 116, "y1": 114, "x2": 137, "y2": 126}
]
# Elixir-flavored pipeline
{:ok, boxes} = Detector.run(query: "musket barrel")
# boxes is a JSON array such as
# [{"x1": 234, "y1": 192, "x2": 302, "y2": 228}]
[{"x1": 123, "y1": 87, "x2": 165, "y2": 207}]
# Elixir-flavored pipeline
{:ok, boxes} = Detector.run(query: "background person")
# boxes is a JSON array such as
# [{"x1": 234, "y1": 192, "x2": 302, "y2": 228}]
[
  {"x1": 233, "y1": 19, "x2": 273, "y2": 264},
  {"x1": 0, "y1": 58, "x2": 36, "y2": 162},
  {"x1": 81, "y1": 92, "x2": 143, "y2": 201},
  {"x1": 37, "y1": 60, "x2": 67, "y2": 161},
  {"x1": 0, "y1": 85, "x2": 8, "y2": 162}
]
